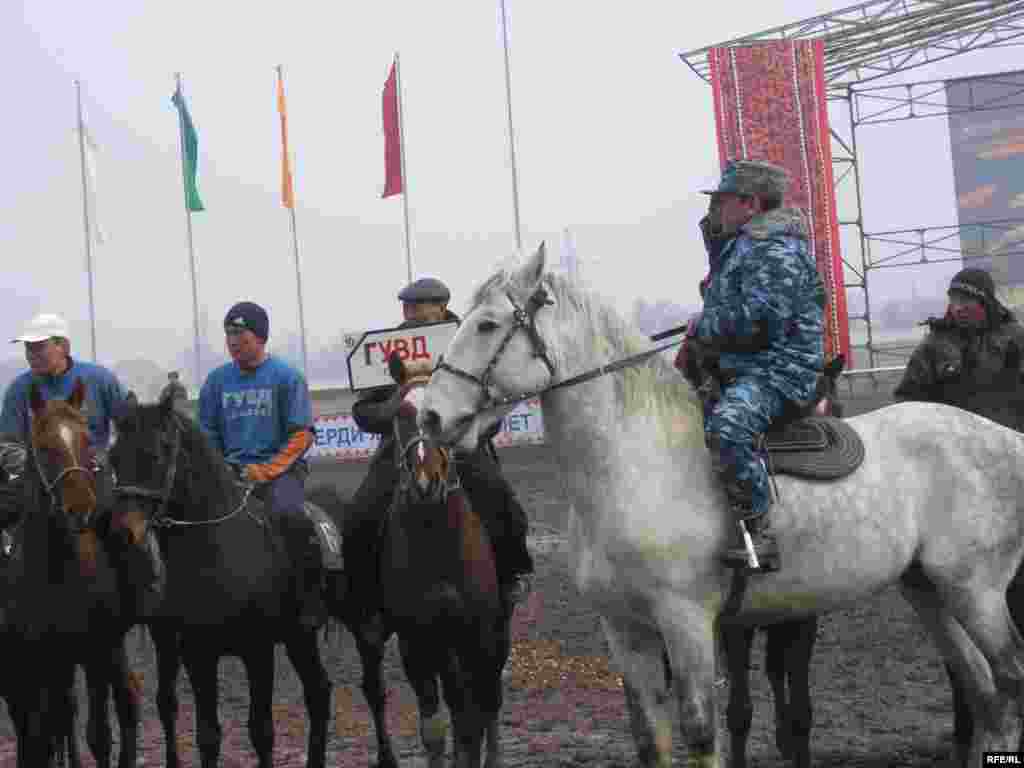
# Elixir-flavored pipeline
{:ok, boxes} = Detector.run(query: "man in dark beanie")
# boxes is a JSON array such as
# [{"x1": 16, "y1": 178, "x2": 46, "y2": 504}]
[
  {"x1": 197, "y1": 301, "x2": 326, "y2": 628},
  {"x1": 896, "y1": 267, "x2": 1024, "y2": 423}
]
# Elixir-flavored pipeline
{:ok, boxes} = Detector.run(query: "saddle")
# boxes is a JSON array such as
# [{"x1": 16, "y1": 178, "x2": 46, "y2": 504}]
[
  {"x1": 760, "y1": 416, "x2": 864, "y2": 480},
  {"x1": 303, "y1": 502, "x2": 344, "y2": 572}
]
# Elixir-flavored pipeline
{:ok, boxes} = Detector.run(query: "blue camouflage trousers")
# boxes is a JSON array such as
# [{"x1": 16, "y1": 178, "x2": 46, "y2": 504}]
[{"x1": 704, "y1": 378, "x2": 787, "y2": 517}]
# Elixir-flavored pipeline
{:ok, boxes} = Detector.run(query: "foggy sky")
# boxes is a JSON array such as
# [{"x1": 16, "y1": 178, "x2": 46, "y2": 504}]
[{"x1": 4, "y1": 0, "x2": 1023, "y2": 389}]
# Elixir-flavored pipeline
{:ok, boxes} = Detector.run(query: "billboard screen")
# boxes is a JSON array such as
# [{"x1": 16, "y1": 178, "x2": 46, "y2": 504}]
[{"x1": 946, "y1": 70, "x2": 1024, "y2": 294}]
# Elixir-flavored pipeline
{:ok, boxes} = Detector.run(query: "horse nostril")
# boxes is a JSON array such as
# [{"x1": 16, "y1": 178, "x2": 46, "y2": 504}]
[{"x1": 422, "y1": 409, "x2": 441, "y2": 435}]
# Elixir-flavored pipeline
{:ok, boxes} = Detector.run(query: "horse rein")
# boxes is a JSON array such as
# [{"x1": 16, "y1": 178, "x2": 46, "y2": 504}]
[
  {"x1": 112, "y1": 417, "x2": 253, "y2": 528},
  {"x1": 433, "y1": 285, "x2": 684, "y2": 419},
  {"x1": 394, "y1": 377, "x2": 459, "y2": 500}
]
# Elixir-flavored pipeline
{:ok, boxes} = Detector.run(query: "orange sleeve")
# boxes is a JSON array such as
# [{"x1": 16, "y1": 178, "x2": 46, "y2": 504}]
[{"x1": 246, "y1": 429, "x2": 314, "y2": 483}]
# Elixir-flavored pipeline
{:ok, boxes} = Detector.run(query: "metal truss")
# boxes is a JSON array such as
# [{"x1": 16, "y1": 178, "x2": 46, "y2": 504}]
[
  {"x1": 678, "y1": 0, "x2": 1024, "y2": 373},
  {"x1": 679, "y1": 0, "x2": 1024, "y2": 96}
]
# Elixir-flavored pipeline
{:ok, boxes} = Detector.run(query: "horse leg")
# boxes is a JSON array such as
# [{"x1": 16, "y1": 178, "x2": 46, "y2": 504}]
[
  {"x1": 763, "y1": 624, "x2": 791, "y2": 760},
  {"x1": 354, "y1": 630, "x2": 399, "y2": 768},
  {"x1": 109, "y1": 640, "x2": 142, "y2": 768},
  {"x1": 483, "y1": 614, "x2": 512, "y2": 768},
  {"x1": 901, "y1": 582, "x2": 1009, "y2": 767},
  {"x1": 947, "y1": 661, "x2": 973, "y2": 765},
  {"x1": 600, "y1": 614, "x2": 677, "y2": 768},
  {"x1": 783, "y1": 617, "x2": 817, "y2": 768},
  {"x1": 720, "y1": 625, "x2": 755, "y2": 768},
  {"x1": 398, "y1": 634, "x2": 447, "y2": 768},
  {"x1": 656, "y1": 600, "x2": 721, "y2": 768},
  {"x1": 240, "y1": 642, "x2": 275, "y2": 768},
  {"x1": 152, "y1": 625, "x2": 183, "y2": 768},
  {"x1": 84, "y1": 659, "x2": 113, "y2": 768},
  {"x1": 181, "y1": 638, "x2": 223, "y2": 768},
  {"x1": 284, "y1": 628, "x2": 332, "y2": 768}
]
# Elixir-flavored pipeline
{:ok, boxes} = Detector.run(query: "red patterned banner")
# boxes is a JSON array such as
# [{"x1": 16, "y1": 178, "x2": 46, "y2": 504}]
[{"x1": 708, "y1": 40, "x2": 850, "y2": 363}]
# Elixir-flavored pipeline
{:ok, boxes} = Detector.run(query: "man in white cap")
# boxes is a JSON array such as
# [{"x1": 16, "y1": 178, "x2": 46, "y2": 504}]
[
  {"x1": 0, "y1": 313, "x2": 129, "y2": 570},
  {"x1": 0, "y1": 313, "x2": 125, "y2": 447}
]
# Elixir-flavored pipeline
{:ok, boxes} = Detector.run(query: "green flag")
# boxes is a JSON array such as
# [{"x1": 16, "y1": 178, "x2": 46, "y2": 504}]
[{"x1": 171, "y1": 85, "x2": 205, "y2": 212}]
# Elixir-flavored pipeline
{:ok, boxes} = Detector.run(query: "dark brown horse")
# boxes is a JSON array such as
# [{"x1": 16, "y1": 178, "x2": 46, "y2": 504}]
[
  {"x1": 8, "y1": 379, "x2": 142, "y2": 767},
  {"x1": 108, "y1": 392, "x2": 333, "y2": 768},
  {"x1": 315, "y1": 355, "x2": 511, "y2": 768},
  {"x1": 700, "y1": 354, "x2": 845, "y2": 768}
]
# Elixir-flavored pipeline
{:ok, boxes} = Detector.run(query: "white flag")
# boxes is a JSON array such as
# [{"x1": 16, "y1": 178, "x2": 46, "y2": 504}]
[
  {"x1": 76, "y1": 123, "x2": 106, "y2": 245},
  {"x1": 560, "y1": 227, "x2": 578, "y2": 280}
]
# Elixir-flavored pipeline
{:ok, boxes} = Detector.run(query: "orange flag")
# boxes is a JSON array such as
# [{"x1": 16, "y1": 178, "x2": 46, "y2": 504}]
[{"x1": 277, "y1": 69, "x2": 295, "y2": 209}]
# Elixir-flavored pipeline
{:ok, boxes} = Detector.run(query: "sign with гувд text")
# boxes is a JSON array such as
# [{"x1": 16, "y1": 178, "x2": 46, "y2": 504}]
[{"x1": 345, "y1": 320, "x2": 458, "y2": 391}]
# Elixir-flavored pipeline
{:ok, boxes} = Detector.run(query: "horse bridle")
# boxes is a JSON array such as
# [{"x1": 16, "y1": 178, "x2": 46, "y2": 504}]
[
  {"x1": 30, "y1": 433, "x2": 100, "y2": 535},
  {"x1": 112, "y1": 420, "x2": 182, "y2": 526},
  {"x1": 433, "y1": 288, "x2": 556, "y2": 414},
  {"x1": 431, "y1": 284, "x2": 682, "y2": 424},
  {"x1": 393, "y1": 379, "x2": 459, "y2": 501},
  {"x1": 112, "y1": 418, "x2": 253, "y2": 528}
]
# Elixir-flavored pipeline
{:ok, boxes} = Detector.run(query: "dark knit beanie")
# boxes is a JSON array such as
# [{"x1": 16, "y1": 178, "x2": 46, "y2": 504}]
[
  {"x1": 948, "y1": 268, "x2": 996, "y2": 303},
  {"x1": 224, "y1": 302, "x2": 269, "y2": 342}
]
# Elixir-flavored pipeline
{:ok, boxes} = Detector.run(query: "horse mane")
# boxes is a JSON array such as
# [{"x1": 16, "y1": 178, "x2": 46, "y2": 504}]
[
  {"x1": 168, "y1": 411, "x2": 237, "y2": 514},
  {"x1": 470, "y1": 263, "x2": 704, "y2": 445},
  {"x1": 122, "y1": 403, "x2": 237, "y2": 516}
]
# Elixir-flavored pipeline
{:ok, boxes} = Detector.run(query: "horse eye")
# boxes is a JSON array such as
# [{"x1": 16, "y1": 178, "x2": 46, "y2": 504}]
[{"x1": 478, "y1": 320, "x2": 499, "y2": 334}]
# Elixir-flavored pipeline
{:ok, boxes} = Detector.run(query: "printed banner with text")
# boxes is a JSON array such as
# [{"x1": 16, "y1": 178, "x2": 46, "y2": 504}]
[
  {"x1": 708, "y1": 40, "x2": 850, "y2": 362},
  {"x1": 309, "y1": 398, "x2": 545, "y2": 460}
]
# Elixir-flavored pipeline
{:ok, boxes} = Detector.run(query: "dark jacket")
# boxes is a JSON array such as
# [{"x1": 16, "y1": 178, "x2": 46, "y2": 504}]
[{"x1": 895, "y1": 313, "x2": 1024, "y2": 431}]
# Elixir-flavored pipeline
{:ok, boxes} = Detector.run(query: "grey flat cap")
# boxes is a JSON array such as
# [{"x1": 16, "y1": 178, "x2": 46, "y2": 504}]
[{"x1": 398, "y1": 277, "x2": 451, "y2": 304}]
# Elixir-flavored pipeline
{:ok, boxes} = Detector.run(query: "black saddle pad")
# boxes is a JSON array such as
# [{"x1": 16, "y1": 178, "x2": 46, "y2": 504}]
[
  {"x1": 303, "y1": 502, "x2": 344, "y2": 571},
  {"x1": 762, "y1": 416, "x2": 864, "y2": 480}
]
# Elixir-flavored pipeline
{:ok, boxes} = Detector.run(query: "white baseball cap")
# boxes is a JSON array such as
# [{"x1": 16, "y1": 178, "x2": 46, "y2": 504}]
[{"x1": 12, "y1": 313, "x2": 70, "y2": 343}]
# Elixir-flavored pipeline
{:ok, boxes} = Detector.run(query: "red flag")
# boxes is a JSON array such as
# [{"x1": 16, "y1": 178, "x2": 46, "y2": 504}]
[
  {"x1": 277, "y1": 72, "x2": 295, "y2": 209},
  {"x1": 382, "y1": 61, "x2": 403, "y2": 198}
]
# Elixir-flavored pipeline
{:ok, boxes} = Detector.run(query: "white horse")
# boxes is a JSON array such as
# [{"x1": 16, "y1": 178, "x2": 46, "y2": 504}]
[{"x1": 421, "y1": 243, "x2": 1024, "y2": 768}]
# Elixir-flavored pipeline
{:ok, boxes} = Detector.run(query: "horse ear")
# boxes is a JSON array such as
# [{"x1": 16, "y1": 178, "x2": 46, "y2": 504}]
[
  {"x1": 513, "y1": 241, "x2": 546, "y2": 297},
  {"x1": 29, "y1": 380, "x2": 45, "y2": 416},
  {"x1": 388, "y1": 353, "x2": 406, "y2": 385},
  {"x1": 68, "y1": 378, "x2": 86, "y2": 411}
]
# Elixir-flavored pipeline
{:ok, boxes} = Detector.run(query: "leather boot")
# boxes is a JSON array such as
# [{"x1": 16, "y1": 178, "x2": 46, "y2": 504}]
[{"x1": 721, "y1": 504, "x2": 780, "y2": 572}]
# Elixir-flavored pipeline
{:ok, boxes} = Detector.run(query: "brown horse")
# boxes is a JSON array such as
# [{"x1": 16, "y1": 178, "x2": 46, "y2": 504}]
[
  {"x1": 318, "y1": 355, "x2": 511, "y2": 768},
  {"x1": 10, "y1": 379, "x2": 141, "y2": 767},
  {"x1": 682, "y1": 354, "x2": 845, "y2": 768}
]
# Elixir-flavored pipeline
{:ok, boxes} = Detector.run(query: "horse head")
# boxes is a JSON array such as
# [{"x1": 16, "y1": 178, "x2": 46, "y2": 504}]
[
  {"x1": 107, "y1": 391, "x2": 185, "y2": 589},
  {"x1": 389, "y1": 354, "x2": 452, "y2": 505},
  {"x1": 27, "y1": 378, "x2": 100, "y2": 578},
  {"x1": 423, "y1": 241, "x2": 555, "y2": 451}
]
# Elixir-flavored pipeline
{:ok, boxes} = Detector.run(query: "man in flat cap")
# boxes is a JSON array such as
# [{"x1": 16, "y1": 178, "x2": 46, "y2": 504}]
[
  {"x1": 677, "y1": 160, "x2": 826, "y2": 571},
  {"x1": 198, "y1": 301, "x2": 326, "y2": 628},
  {"x1": 343, "y1": 277, "x2": 535, "y2": 636}
]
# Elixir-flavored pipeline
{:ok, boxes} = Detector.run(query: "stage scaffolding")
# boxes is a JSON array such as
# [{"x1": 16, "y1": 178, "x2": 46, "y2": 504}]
[{"x1": 679, "y1": 0, "x2": 1024, "y2": 371}]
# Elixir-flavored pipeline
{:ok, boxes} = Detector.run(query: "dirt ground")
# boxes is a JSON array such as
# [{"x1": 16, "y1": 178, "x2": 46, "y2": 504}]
[{"x1": 0, "y1": 374, "x2": 972, "y2": 767}]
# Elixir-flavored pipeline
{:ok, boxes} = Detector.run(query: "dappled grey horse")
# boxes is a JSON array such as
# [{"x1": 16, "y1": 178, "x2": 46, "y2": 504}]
[{"x1": 422, "y1": 242, "x2": 1024, "y2": 768}]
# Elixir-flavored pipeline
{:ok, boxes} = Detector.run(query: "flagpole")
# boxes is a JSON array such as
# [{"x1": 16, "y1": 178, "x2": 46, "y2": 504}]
[
  {"x1": 277, "y1": 65, "x2": 310, "y2": 378},
  {"x1": 74, "y1": 80, "x2": 98, "y2": 362},
  {"x1": 175, "y1": 72, "x2": 202, "y2": 390},
  {"x1": 395, "y1": 52, "x2": 413, "y2": 282},
  {"x1": 499, "y1": 0, "x2": 523, "y2": 251}
]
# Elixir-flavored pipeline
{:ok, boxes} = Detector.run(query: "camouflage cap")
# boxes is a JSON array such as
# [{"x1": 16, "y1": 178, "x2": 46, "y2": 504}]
[
  {"x1": 397, "y1": 277, "x2": 451, "y2": 304},
  {"x1": 701, "y1": 160, "x2": 789, "y2": 201}
]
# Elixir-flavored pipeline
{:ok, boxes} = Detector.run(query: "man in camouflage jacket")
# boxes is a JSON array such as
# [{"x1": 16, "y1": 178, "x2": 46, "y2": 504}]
[{"x1": 682, "y1": 160, "x2": 826, "y2": 570}]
